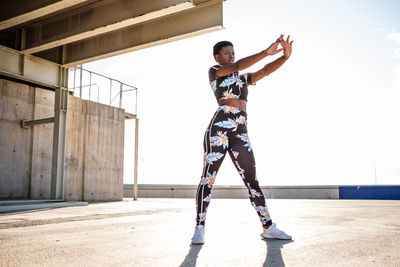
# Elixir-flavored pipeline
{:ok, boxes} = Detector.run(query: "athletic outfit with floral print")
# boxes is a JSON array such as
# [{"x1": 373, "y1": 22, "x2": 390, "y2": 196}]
[{"x1": 195, "y1": 65, "x2": 273, "y2": 229}]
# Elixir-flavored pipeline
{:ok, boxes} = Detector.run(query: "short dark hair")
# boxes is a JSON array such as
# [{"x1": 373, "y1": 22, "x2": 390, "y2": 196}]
[{"x1": 213, "y1": 41, "x2": 233, "y2": 56}]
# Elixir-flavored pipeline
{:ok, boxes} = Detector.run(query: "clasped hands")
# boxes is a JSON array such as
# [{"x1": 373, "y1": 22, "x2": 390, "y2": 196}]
[{"x1": 266, "y1": 34, "x2": 294, "y2": 59}]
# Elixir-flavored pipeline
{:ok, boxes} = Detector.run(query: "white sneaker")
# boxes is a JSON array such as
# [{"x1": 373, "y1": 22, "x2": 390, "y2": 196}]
[
  {"x1": 260, "y1": 223, "x2": 292, "y2": 240},
  {"x1": 191, "y1": 225, "x2": 205, "y2": 244}
]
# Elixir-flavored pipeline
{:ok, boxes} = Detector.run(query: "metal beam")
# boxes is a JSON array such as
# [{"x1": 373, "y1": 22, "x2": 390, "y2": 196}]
[
  {"x1": 35, "y1": 0, "x2": 223, "y2": 66},
  {"x1": 0, "y1": 0, "x2": 91, "y2": 31},
  {"x1": 51, "y1": 87, "x2": 68, "y2": 199},
  {"x1": 21, "y1": 117, "x2": 55, "y2": 128},
  {"x1": 0, "y1": 45, "x2": 65, "y2": 89},
  {"x1": 21, "y1": 0, "x2": 194, "y2": 54}
]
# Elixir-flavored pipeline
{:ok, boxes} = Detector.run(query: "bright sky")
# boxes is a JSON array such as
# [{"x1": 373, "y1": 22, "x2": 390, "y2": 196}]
[{"x1": 84, "y1": 0, "x2": 400, "y2": 186}]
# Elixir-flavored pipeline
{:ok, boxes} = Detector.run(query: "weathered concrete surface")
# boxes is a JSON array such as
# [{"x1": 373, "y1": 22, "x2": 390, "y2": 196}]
[
  {"x1": 0, "y1": 78, "x2": 124, "y2": 201},
  {"x1": 30, "y1": 85, "x2": 54, "y2": 199},
  {"x1": 64, "y1": 96, "x2": 86, "y2": 201},
  {"x1": 0, "y1": 79, "x2": 35, "y2": 199},
  {"x1": 0, "y1": 78, "x2": 55, "y2": 199},
  {"x1": 0, "y1": 199, "x2": 399, "y2": 266},
  {"x1": 81, "y1": 100, "x2": 124, "y2": 201},
  {"x1": 64, "y1": 98, "x2": 125, "y2": 201}
]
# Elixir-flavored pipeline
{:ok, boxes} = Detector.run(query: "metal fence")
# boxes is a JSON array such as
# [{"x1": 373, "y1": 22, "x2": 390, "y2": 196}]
[{"x1": 68, "y1": 66, "x2": 138, "y2": 115}]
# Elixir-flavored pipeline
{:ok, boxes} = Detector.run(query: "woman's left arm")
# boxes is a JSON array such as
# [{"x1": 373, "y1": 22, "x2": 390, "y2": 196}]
[{"x1": 249, "y1": 35, "x2": 293, "y2": 85}]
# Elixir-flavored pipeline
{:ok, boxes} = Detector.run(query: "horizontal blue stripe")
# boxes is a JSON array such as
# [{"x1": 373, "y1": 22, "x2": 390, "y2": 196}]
[{"x1": 339, "y1": 186, "x2": 400, "y2": 200}]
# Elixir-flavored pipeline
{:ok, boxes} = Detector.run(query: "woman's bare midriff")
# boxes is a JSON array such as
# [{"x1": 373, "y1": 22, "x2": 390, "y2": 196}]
[{"x1": 218, "y1": 99, "x2": 247, "y2": 112}]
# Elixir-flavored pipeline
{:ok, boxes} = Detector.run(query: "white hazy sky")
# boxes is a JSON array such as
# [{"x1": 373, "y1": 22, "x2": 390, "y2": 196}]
[{"x1": 84, "y1": 0, "x2": 400, "y2": 186}]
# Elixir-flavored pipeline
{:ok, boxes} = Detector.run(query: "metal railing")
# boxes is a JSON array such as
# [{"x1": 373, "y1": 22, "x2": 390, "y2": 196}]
[{"x1": 68, "y1": 66, "x2": 138, "y2": 115}]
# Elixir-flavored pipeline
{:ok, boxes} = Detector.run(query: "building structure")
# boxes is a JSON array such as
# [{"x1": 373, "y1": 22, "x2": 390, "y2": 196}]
[{"x1": 0, "y1": 0, "x2": 224, "y2": 201}]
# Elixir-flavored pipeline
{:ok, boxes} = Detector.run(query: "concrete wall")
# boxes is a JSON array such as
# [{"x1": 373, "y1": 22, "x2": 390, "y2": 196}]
[
  {"x1": 124, "y1": 185, "x2": 400, "y2": 200},
  {"x1": 123, "y1": 185, "x2": 340, "y2": 199},
  {"x1": 339, "y1": 185, "x2": 400, "y2": 200},
  {"x1": 30, "y1": 86, "x2": 54, "y2": 199},
  {"x1": 64, "y1": 98, "x2": 125, "y2": 201},
  {"x1": 0, "y1": 79, "x2": 34, "y2": 198},
  {"x1": 0, "y1": 79, "x2": 56, "y2": 199},
  {"x1": 0, "y1": 78, "x2": 124, "y2": 201}
]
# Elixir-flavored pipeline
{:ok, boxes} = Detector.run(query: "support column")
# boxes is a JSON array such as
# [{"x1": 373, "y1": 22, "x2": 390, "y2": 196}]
[
  {"x1": 133, "y1": 117, "x2": 139, "y2": 201},
  {"x1": 50, "y1": 87, "x2": 68, "y2": 199}
]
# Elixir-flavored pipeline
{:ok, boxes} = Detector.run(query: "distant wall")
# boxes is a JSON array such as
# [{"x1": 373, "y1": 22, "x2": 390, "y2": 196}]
[
  {"x1": 123, "y1": 185, "x2": 340, "y2": 199},
  {"x1": 339, "y1": 186, "x2": 400, "y2": 200},
  {"x1": 0, "y1": 78, "x2": 124, "y2": 201},
  {"x1": 124, "y1": 184, "x2": 400, "y2": 200}
]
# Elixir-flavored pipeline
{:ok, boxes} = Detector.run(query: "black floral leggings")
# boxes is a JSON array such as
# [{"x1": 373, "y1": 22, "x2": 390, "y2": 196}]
[{"x1": 195, "y1": 105, "x2": 272, "y2": 228}]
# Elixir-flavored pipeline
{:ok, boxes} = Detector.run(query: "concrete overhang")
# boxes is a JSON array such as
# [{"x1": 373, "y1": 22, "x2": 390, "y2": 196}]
[
  {"x1": 0, "y1": 0, "x2": 94, "y2": 31},
  {"x1": 0, "y1": 0, "x2": 224, "y2": 67}
]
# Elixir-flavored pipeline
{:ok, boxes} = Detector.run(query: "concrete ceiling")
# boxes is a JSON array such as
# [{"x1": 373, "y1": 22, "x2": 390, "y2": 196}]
[{"x1": 0, "y1": 0, "x2": 223, "y2": 66}]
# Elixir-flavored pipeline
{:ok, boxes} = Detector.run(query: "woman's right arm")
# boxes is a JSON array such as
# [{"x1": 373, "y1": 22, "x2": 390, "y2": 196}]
[{"x1": 215, "y1": 35, "x2": 284, "y2": 77}]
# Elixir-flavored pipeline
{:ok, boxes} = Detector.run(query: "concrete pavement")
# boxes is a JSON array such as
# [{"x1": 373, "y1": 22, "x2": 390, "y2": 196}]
[
  {"x1": 0, "y1": 200, "x2": 88, "y2": 213},
  {"x1": 0, "y1": 198, "x2": 399, "y2": 266}
]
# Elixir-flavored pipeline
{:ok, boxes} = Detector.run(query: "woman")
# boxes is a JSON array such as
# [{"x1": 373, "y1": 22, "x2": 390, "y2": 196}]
[{"x1": 192, "y1": 34, "x2": 294, "y2": 244}]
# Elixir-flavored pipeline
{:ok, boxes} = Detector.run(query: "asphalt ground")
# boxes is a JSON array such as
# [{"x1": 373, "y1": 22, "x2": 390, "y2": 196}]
[{"x1": 0, "y1": 198, "x2": 399, "y2": 266}]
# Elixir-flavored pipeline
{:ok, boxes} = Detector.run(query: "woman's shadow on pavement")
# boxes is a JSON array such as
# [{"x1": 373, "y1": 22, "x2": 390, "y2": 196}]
[
  {"x1": 263, "y1": 239, "x2": 293, "y2": 267},
  {"x1": 179, "y1": 244, "x2": 203, "y2": 267},
  {"x1": 179, "y1": 239, "x2": 292, "y2": 267}
]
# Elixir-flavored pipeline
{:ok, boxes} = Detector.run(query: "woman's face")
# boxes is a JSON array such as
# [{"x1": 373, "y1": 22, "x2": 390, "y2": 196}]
[{"x1": 215, "y1": 45, "x2": 235, "y2": 65}]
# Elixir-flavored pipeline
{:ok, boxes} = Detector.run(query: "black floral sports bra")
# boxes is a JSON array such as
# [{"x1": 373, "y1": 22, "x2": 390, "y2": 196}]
[{"x1": 208, "y1": 64, "x2": 253, "y2": 102}]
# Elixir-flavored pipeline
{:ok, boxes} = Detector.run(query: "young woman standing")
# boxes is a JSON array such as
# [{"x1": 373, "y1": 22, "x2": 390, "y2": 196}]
[{"x1": 192, "y1": 34, "x2": 294, "y2": 244}]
